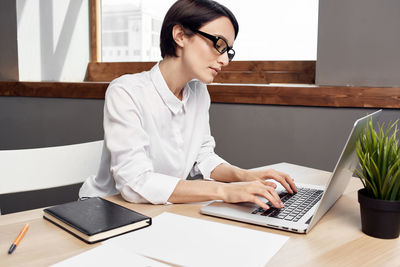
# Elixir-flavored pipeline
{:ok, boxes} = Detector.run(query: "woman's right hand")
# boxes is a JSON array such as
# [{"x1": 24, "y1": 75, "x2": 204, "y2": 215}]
[{"x1": 218, "y1": 180, "x2": 284, "y2": 210}]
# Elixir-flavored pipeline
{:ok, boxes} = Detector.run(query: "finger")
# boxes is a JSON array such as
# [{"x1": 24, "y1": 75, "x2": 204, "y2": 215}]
[
  {"x1": 261, "y1": 188, "x2": 283, "y2": 208},
  {"x1": 260, "y1": 180, "x2": 277, "y2": 189},
  {"x1": 270, "y1": 173, "x2": 294, "y2": 194},
  {"x1": 250, "y1": 182, "x2": 282, "y2": 208},
  {"x1": 281, "y1": 180, "x2": 294, "y2": 194},
  {"x1": 286, "y1": 176, "x2": 298, "y2": 192},
  {"x1": 278, "y1": 172, "x2": 298, "y2": 193},
  {"x1": 266, "y1": 187, "x2": 284, "y2": 208},
  {"x1": 252, "y1": 196, "x2": 270, "y2": 210}
]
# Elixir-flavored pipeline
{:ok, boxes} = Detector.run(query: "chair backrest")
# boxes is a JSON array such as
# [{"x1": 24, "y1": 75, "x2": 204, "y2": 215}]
[{"x1": 0, "y1": 140, "x2": 103, "y2": 194}]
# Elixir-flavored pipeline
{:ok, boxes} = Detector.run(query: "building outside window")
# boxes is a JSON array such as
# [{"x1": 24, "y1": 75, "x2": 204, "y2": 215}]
[{"x1": 101, "y1": 0, "x2": 318, "y2": 62}]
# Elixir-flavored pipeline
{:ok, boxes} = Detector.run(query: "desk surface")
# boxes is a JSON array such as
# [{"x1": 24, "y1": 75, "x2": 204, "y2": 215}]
[{"x1": 1, "y1": 163, "x2": 399, "y2": 267}]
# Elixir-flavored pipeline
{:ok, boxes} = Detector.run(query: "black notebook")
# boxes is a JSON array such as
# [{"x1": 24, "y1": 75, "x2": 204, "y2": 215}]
[{"x1": 43, "y1": 197, "x2": 151, "y2": 244}]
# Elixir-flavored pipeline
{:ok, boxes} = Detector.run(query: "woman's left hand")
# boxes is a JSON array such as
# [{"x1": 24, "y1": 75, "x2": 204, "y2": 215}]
[{"x1": 242, "y1": 168, "x2": 298, "y2": 194}]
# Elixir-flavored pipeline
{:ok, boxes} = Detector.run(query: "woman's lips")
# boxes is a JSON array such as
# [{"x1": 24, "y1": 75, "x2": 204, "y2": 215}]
[{"x1": 210, "y1": 67, "x2": 220, "y2": 75}]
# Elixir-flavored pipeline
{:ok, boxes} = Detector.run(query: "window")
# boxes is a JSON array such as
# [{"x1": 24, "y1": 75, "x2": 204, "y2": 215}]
[
  {"x1": 152, "y1": 18, "x2": 162, "y2": 32},
  {"x1": 218, "y1": 0, "x2": 319, "y2": 60},
  {"x1": 101, "y1": 0, "x2": 170, "y2": 62},
  {"x1": 99, "y1": 0, "x2": 318, "y2": 62},
  {"x1": 102, "y1": 32, "x2": 128, "y2": 46}
]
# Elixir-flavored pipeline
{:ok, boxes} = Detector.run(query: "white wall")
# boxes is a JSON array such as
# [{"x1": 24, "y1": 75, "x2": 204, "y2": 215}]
[{"x1": 16, "y1": 0, "x2": 89, "y2": 81}]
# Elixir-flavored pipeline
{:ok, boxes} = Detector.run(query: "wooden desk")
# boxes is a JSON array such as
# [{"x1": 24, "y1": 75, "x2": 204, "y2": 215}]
[{"x1": 1, "y1": 163, "x2": 399, "y2": 266}]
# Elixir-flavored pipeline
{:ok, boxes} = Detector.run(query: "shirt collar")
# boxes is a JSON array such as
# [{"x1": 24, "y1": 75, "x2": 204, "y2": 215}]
[{"x1": 150, "y1": 63, "x2": 191, "y2": 115}]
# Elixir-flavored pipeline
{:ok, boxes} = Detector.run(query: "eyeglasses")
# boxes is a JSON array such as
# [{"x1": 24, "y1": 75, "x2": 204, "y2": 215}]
[{"x1": 193, "y1": 30, "x2": 235, "y2": 62}]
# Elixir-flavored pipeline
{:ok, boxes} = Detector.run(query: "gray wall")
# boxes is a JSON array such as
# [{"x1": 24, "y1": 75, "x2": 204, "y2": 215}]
[
  {"x1": 0, "y1": 0, "x2": 19, "y2": 81},
  {"x1": 1, "y1": 96, "x2": 399, "y2": 214},
  {"x1": 210, "y1": 104, "x2": 399, "y2": 172},
  {"x1": 0, "y1": 97, "x2": 104, "y2": 149},
  {"x1": 316, "y1": 0, "x2": 400, "y2": 87},
  {"x1": 1, "y1": 96, "x2": 398, "y2": 170}
]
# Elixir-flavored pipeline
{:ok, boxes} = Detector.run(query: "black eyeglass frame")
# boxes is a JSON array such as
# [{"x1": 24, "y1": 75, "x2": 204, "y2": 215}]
[{"x1": 193, "y1": 30, "x2": 235, "y2": 61}]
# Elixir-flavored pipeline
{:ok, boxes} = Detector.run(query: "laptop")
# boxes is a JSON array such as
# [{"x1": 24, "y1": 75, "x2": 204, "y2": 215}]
[{"x1": 201, "y1": 110, "x2": 382, "y2": 233}]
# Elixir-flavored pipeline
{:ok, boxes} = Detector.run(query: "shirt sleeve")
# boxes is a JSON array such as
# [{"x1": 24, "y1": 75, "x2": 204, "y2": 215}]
[
  {"x1": 104, "y1": 83, "x2": 180, "y2": 204},
  {"x1": 190, "y1": 88, "x2": 229, "y2": 179}
]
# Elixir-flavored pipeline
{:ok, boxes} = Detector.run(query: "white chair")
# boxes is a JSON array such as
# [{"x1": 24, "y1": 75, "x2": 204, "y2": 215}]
[{"x1": 0, "y1": 140, "x2": 103, "y2": 214}]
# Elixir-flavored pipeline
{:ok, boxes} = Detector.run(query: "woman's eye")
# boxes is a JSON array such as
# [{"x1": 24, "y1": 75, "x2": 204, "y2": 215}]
[{"x1": 216, "y1": 39, "x2": 227, "y2": 52}]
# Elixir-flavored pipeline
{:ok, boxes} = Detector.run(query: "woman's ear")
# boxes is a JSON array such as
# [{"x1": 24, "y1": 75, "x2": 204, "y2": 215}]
[{"x1": 172, "y1": 24, "x2": 186, "y2": 48}]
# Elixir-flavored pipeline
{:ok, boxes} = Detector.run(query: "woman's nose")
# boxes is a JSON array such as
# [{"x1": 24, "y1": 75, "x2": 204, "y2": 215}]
[{"x1": 218, "y1": 52, "x2": 230, "y2": 67}]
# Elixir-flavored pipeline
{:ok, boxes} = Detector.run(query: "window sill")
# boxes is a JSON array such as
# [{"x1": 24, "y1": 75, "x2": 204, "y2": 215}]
[{"x1": 0, "y1": 81, "x2": 399, "y2": 108}]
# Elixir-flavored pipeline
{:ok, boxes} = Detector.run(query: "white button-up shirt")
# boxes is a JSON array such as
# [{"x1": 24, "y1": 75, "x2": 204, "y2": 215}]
[{"x1": 79, "y1": 63, "x2": 227, "y2": 204}]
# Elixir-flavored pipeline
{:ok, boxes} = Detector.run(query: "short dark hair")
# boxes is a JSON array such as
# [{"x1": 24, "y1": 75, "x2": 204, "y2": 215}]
[{"x1": 160, "y1": 0, "x2": 239, "y2": 58}]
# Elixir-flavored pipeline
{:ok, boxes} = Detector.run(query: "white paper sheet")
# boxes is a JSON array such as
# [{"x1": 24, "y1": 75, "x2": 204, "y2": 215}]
[
  {"x1": 105, "y1": 212, "x2": 289, "y2": 267},
  {"x1": 51, "y1": 242, "x2": 169, "y2": 267}
]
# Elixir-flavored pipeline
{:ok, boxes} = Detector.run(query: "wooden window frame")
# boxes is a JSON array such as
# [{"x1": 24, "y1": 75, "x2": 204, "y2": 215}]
[
  {"x1": 88, "y1": 0, "x2": 316, "y2": 85},
  {"x1": 1, "y1": 0, "x2": 399, "y2": 109},
  {"x1": 90, "y1": 0, "x2": 101, "y2": 62},
  {"x1": 84, "y1": 0, "x2": 400, "y2": 108}
]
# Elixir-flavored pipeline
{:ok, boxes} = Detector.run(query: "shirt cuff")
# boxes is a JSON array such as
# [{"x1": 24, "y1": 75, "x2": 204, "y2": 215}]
[
  {"x1": 122, "y1": 172, "x2": 180, "y2": 204},
  {"x1": 196, "y1": 154, "x2": 228, "y2": 180}
]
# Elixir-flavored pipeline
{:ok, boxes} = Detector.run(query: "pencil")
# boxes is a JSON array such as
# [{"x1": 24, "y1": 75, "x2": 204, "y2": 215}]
[{"x1": 8, "y1": 223, "x2": 29, "y2": 254}]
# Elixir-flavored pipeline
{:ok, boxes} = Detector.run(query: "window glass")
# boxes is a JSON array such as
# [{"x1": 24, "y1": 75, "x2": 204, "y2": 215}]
[{"x1": 101, "y1": 0, "x2": 318, "y2": 62}]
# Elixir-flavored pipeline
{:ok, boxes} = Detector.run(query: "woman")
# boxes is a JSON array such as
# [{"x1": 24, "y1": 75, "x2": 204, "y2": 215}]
[{"x1": 80, "y1": 0, "x2": 297, "y2": 210}]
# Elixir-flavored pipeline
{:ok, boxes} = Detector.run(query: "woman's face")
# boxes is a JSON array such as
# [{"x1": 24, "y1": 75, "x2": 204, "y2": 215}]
[{"x1": 182, "y1": 16, "x2": 236, "y2": 84}]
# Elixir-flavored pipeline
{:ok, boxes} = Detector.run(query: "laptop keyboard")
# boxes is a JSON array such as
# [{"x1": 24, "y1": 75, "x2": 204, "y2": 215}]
[{"x1": 251, "y1": 188, "x2": 324, "y2": 222}]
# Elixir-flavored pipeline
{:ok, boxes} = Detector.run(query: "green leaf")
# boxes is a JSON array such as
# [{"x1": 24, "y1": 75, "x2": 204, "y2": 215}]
[
  {"x1": 354, "y1": 117, "x2": 400, "y2": 200},
  {"x1": 370, "y1": 157, "x2": 382, "y2": 198},
  {"x1": 354, "y1": 169, "x2": 366, "y2": 188},
  {"x1": 381, "y1": 157, "x2": 400, "y2": 198},
  {"x1": 389, "y1": 175, "x2": 400, "y2": 201},
  {"x1": 386, "y1": 166, "x2": 400, "y2": 200}
]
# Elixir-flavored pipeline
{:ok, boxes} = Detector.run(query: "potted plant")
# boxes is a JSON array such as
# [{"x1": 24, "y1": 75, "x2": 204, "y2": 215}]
[{"x1": 355, "y1": 118, "x2": 400, "y2": 239}]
